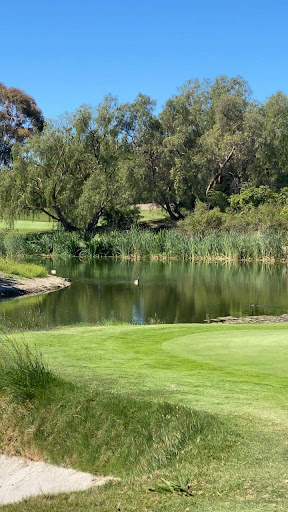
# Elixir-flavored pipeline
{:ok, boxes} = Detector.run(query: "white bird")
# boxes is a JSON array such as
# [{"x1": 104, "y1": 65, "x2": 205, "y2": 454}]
[
  {"x1": 134, "y1": 277, "x2": 140, "y2": 286},
  {"x1": 51, "y1": 269, "x2": 57, "y2": 276}
]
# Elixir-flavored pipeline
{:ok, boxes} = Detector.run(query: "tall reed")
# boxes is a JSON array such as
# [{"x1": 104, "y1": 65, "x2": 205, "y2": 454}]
[{"x1": 0, "y1": 229, "x2": 287, "y2": 261}]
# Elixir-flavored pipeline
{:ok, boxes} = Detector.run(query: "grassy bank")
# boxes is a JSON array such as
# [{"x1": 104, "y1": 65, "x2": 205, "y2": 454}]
[
  {"x1": 0, "y1": 228, "x2": 287, "y2": 261},
  {"x1": 1, "y1": 323, "x2": 288, "y2": 511},
  {"x1": 0, "y1": 259, "x2": 47, "y2": 279}
]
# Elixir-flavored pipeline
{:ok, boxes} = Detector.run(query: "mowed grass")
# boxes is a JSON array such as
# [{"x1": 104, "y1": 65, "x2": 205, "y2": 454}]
[
  {"x1": 2, "y1": 323, "x2": 288, "y2": 511},
  {"x1": 0, "y1": 212, "x2": 58, "y2": 233},
  {"x1": 139, "y1": 206, "x2": 169, "y2": 222},
  {"x1": 0, "y1": 220, "x2": 57, "y2": 233},
  {"x1": 15, "y1": 323, "x2": 288, "y2": 422}
]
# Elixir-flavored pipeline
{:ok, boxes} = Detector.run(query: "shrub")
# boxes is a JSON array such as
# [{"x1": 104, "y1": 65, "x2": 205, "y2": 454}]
[
  {"x1": 178, "y1": 201, "x2": 224, "y2": 236},
  {"x1": 0, "y1": 339, "x2": 56, "y2": 401},
  {"x1": 229, "y1": 186, "x2": 277, "y2": 210},
  {"x1": 102, "y1": 206, "x2": 141, "y2": 229}
]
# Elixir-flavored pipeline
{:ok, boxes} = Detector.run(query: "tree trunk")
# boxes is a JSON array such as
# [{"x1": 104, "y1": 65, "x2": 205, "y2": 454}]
[
  {"x1": 53, "y1": 205, "x2": 78, "y2": 232},
  {"x1": 163, "y1": 203, "x2": 182, "y2": 221},
  {"x1": 173, "y1": 203, "x2": 184, "y2": 220},
  {"x1": 85, "y1": 207, "x2": 104, "y2": 233},
  {"x1": 206, "y1": 147, "x2": 235, "y2": 196}
]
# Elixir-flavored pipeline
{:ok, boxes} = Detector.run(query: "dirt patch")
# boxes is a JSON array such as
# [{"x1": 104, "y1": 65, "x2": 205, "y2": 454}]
[
  {"x1": 136, "y1": 203, "x2": 159, "y2": 210},
  {"x1": 210, "y1": 314, "x2": 288, "y2": 324},
  {"x1": 0, "y1": 273, "x2": 71, "y2": 301},
  {"x1": 0, "y1": 454, "x2": 116, "y2": 505}
]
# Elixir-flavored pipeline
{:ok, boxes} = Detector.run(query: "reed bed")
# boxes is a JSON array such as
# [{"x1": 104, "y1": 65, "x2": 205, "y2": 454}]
[{"x1": 1, "y1": 228, "x2": 287, "y2": 261}]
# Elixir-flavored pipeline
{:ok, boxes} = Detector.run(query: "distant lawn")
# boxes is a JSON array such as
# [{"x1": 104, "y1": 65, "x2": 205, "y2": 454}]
[
  {"x1": 0, "y1": 206, "x2": 169, "y2": 234},
  {"x1": 0, "y1": 220, "x2": 58, "y2": 234},
  {"x1": 139, "y1": 206, "x2": 169, "y2": 223}
]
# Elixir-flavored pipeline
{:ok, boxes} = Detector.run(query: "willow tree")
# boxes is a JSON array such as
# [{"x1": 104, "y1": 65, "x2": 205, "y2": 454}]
[{"x1": 1, "y1": 97, "x2": 130, "y2": 232}]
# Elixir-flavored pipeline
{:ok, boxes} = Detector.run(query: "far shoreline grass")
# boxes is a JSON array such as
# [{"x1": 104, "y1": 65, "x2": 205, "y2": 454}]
[{"x1": 0, "y1": 259, "x2": 47, "y2": 279}]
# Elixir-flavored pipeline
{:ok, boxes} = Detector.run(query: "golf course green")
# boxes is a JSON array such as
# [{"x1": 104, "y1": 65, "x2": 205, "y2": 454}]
[{"x1": 1, "y1": 323, "x2": 288, "y2": 511}]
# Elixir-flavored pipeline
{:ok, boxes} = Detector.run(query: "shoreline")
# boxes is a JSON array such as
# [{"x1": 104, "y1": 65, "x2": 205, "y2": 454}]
[
  {"x1": 0, "y1": 273, "x2": 71, "y2": 300},
  {"x1": 210, "y1": 314, "x2": 288, "y2": 324}
]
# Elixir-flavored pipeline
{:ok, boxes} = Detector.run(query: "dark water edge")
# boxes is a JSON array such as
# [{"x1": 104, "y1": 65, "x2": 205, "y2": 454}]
[{"x1": 0, "y1": 258, "x2": 288, "y2": 330}]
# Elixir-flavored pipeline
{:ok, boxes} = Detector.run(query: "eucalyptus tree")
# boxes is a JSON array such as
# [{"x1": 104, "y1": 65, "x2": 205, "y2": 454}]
[
  {"x1": 260, "y1": 91, "x2": 288, "y2": 189},
  {"x1": 0, "y1": 96, "x2": 131, "y2": 232},
  {"x1": 155, "y1": 76, "x2": 263, "y2": 213},
  {"x1": 0, "y1": 83, "x2": 44, "y2": 167}
]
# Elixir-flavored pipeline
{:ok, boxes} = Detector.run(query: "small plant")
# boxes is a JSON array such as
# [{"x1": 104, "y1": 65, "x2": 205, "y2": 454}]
[
  {"x1": 0, "y1": 339, "x2": 56, "y2": 401},
  {"x1": 149, "y1": 478, "x2": 195, "y2": 497}
]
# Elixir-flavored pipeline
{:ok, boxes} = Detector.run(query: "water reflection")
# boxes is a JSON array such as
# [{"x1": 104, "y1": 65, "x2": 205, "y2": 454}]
[{"x1": 0, "y1": 259, "x2": 288, "y2": 330}]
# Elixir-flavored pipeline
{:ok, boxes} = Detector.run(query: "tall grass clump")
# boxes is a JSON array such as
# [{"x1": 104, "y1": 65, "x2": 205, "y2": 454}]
[
  {"x1": 0, "y1": 373, "x2": 233, "y2": 477},
  {"x1": 0, "y1": 339, "x2": 56, "y2": 401},
  {"x1": 3, "y1": 232, "x2": 28, "y2": 257}
]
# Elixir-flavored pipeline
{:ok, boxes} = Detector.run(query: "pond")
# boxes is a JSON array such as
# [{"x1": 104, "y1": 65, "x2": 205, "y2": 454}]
[{"x1": 0, "y1": 259, "x2": 288, "y2": 330}]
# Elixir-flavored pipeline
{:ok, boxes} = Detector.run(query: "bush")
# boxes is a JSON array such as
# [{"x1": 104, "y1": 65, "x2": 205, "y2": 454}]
[
  {"x1": 229, "y1": 186, "x2": 277, "y2": 210},
  {"x1": 178, "y1": 201, "x2": 224, "y2": 236},
  {"x1": 0, "y1": 339, "x2": 56, "y2": 401},
  {"x1": 101, "y1": 206, "x2": 141, "y2": 229}
]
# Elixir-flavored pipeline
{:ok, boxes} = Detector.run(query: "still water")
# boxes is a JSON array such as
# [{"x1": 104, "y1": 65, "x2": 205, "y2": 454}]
[{"x1": 0, "y1": 259, "x2": 288, "y2": 329}]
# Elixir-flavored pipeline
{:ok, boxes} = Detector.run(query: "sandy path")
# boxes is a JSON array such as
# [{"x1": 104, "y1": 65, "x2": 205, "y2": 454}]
[{"x1": 0, "y1": 455, "x2": 115, "y2": 505}]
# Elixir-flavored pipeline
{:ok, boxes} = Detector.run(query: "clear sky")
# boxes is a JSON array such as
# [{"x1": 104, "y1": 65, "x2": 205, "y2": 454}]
[{"x1": 2, "y1": 0, "x2": 288, "y2": 118}]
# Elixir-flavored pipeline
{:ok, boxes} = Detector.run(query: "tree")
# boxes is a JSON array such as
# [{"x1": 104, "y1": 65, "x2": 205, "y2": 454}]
[
  {"x1": 0, "y1": 97, "x2": 131, "y2": 232},
  {"x1": 158, "y1": 76, "x2": 262, "y2": 209},
  {"x1": 129, "y1": 76, "x2": 259, "y2": 219},
  {"x1": 0, "y1": 83, "x2": 44, "y2": 166},
  {"x1": 260, "y1": 91, "x2": 288, "y2": 189}
]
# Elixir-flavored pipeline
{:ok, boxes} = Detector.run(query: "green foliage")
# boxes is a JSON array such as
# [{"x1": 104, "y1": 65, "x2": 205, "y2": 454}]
[
  {"x1": 0, "y1": 227, "x2": 287, "y2": 261},
  {"x1": 229, "y1": 186, "x2": 277, "y2": 210},
  {"x1": 179, "y1": 200, "x2": 224, "y2": 235},
  {"x1": 3, "y1": 232, "x2": 28, "y2": 257},
  {"x1": 101, "y1": 206, "x2": 140, "y2": 229},
  {"x1": 0, "y1": 82, "x2": 43, "y2": 167},
  {"x1": 0, "y1": 339, "x2": 56, "y2": 401},
  {"x1": 4, "y1": 77, "x2": 288, "y2": 230},
  {"x1": 206, "y1": 190, "x2": 229, "y2": 211},
  {"x1": 0, "y1": 99, "x2": 132, "y2": 232}
]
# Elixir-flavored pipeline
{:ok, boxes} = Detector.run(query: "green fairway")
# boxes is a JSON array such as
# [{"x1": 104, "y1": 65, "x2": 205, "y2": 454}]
[
  {"x1": 17, "y1": 323, "x2": 288, "y2": 423},
  {"x1": 0, "y1": 220, "x2": 57, "y2": 233}
]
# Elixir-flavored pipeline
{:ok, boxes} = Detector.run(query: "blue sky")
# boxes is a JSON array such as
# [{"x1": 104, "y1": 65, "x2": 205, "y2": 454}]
[{"x1": 2, "y1": 0, "x2": 288, "y2": 118}]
